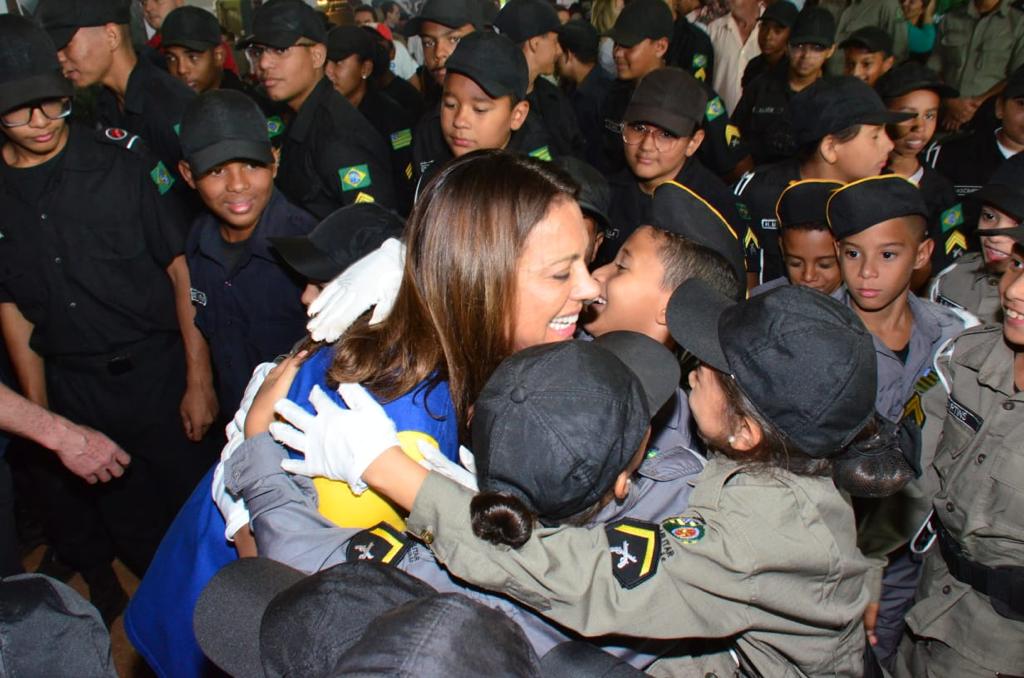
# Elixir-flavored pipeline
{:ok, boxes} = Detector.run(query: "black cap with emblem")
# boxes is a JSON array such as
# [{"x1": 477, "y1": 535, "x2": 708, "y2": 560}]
[
  {"x1": 35, "y1": 0, "x2": 131, "y2": 50},
  {"x1": 161, "y1": 6, "x2": 222, "y2": 52},
  {"x1": 247, "y1": 0, "x2": 326, "y2": 49},
  {"x1": 775, "y1": 179, "x2": 843, "y2": 228},
  {"x1": 826, "y1": 175, "x2": 928, "y2": 240},
  {"x1": 444, "y1": 30, "x2": 529, "y2": 100},
  {"x1": 404, "y1": 0, "x2": 482, "y2": 36},
  {"x1": 759, "y1": 0, "x2": 798, "y2": 28},
  {"x1": 624, "y1": 67, "x2": 707, "y2": 138},
  {"x1": 875, "y1": 60, "x2": 959, "y2": 100},
  {"x1": 180, "y1": 89, "x2": 274, "y2": 176},
  {"x1": 326, "y1": 25, "x2": 375, "y2": 62},
  {"x1": 605, "y1": 0, "x2": 672, "y2": 47},
  {"x1": 788, "y1": 6, "x2": 835, "y2": 47},
  {"x1": 649, "y1": 180, "x2": 746, "y2": 298},
  {"x1": 556, "y1": 19, "x2": 598, "y2": 62},
  {"x1": 472, "y1": 332, "x2": 679, "y2": 523},
  {"x1": 493, "y1": 0, "x2": 560, "y2": 44},
  {"x1": 0, "y1": 15, "x2": 73, "y2": 115},
  {"x1": 838, "y1": 25, "x2": 892, "y2": 55},
  {"x1": 791, "y1": 76, "x2": 913, "y2": 147}
]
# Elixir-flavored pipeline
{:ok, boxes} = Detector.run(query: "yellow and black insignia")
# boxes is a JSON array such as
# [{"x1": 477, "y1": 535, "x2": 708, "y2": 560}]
[
  {"x1": 605, "y1": 518, "x2": 660, "y2": 589},
  {"x1": 346, "y1": 521, "x2": 411, "y2": 565},
  {"x1": 903, "y1": 392, "x2": 925, "y2": 428}
]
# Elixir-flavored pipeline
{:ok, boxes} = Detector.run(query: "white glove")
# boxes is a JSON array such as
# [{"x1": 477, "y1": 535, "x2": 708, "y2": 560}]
[
  {"x1": 458, "y1": 444, "x2": 477, "y2": 476},
  {"x1": 271, "y1": 383, "x2": 399, "y2": 494},
  {"x1": 415, "y1": 440, "x2": 478, "y2": 491},
  {"x1": 305, "y1": 238, "x2": 406, "y2": 342}
]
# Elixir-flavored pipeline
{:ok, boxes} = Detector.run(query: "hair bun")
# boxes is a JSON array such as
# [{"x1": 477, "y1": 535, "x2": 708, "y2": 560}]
[
  {"x1": 470, "y1": 493, "x2": 535, "y2": 549},
  {"x1": 832, "y1": 415, "x2": 919, "y2": 498}
]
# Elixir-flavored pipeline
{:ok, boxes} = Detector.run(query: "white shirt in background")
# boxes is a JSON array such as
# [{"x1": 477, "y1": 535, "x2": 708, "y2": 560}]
[{"x1": 708, "y1": 7, "x2": 763, "y2": 114}]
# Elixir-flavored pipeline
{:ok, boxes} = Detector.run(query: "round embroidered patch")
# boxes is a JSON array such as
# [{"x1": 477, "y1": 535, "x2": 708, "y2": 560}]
[
  {"x1": 105, "y1": 128, "x2": 128, "y2": 140},
  {"x1": 662, "y1": 517, "x2": 705, "y2": 544}
]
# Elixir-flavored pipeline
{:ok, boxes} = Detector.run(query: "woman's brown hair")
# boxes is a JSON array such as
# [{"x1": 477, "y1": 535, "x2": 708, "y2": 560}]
[{"x1": 326, "y1": 150, "x2": 578, "y2": 430}]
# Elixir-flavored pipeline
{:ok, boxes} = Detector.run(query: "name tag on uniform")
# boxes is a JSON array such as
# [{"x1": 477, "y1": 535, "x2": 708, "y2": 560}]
[
  {"x1": 936, "y1": 294, "x2": 965, "y2": 311},
  {"x1": 190, "y1": 288, "x2": 207, "y2": 307},
  {"x1": 947, "y1": 395, "x2": 982, "y2": 433},
  {"x1": 760, "y1": 218, "x2": 777, "y2": 230}
]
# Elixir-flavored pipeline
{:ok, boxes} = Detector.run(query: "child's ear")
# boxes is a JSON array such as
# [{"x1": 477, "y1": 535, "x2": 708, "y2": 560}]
[
  {"x1": 309, "y1": 42, "x2": 327, "y2": 70},
  {"x1": 213, "y1": 45, "x2": 225, "y2": 67},
  {"x1": 730, "y1": 414, "x2": 763, "y2": 452},
  {"x1": 653, "y1": 36, "x2": 669, "y2": 60},
  {"x1": 178, "y1": 160, "x2": 196, "y2": 189},
  {"x1": 915, "y1": 236, "x2": 935, "y2": 270},
  {"x1": 270, "y1": 147, "x2": 281, "y2": 179},
  {"x1": 510, "y1": 99, "x2": 530, "y2": 131},
  {"x1": 882, "y1": 55, "x2": 895, "y2": 74},
  {"x1": 612, "y1": 470, "x2": 632, "y2": 500},
  {"x1": 819, "y1": 134, "x2": 839, "y2": 165},
  {"x1": 360, "y1": 58, "x2": 374, "y2": 80},
  {"x1": 684, "y1": 128, "x2": 705, "y2": 158},
  {"x1": 656, "y1": 303, "x2": 668, "y2": 326}
]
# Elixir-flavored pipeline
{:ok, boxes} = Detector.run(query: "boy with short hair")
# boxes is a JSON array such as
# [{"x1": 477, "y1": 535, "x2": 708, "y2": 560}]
[
  {"x1": 840, "y1": 25, "x2": 895, "y2": 86},
  {"x1": 178, "y1": 90, "x2": 316, "y2": 417},
  {"x1": 741, "y1": 0, "x2": 797, "y2": 89},
  {"x1": 556, "y1": 19, "x2": 613, "y2": 168},
  {"x1": 161, "y1": 6, "x2": 240, "y2": 94},
  {"x1": 404, "y1": 0, "x2": 479, "y2": 106}
]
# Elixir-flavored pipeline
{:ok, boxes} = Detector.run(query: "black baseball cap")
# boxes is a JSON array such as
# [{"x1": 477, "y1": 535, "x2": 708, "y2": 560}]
[
  {"x1": 36, "y1": 0, "x2": 131, "y2": 49},
  {"x1": 606, "y1": 0, "x2": 672, "y2": 48},
  {"x1": 791, "y1": 76, "x2": 913, "y2": 146},
  {"x1": 0, "y1": 15, "x2": 73, "y2": 115},
  {"x1": 554, "y1": 157, "x2": 611, "y2": 231},
  {"x1": 161, "y1": 6, "x2": 222, "y2": 52},
  {"x1": 624, "y1": 67, "x2": 707, "y2": 137},
  {"x1": 971, "y1": 153, "x2": 1024, "y2": 223},
  {"x1": 1001, "y1": 64, "x2": 1024, "y2": 100},
  {"x1": 444, "y1": 30, "x2": 529, "y2": 100},
  {"x1": 759, "y1": 0, "x2": 798, "y2": 28},
  {"x1": 839, "y1": 25, "x2": 892, "y2": 55},
  {"x1": 668, "y1": 280, "x2": 877, "y2": 456},
  {"x1": 775, "y1": 179, "x2": 843, "y2": 227},
  {"x1": 826, "y1": 175, "x2": 928, "y2": 240},
  {"x1": 405, "y1": 0, "x2": 481, "y2": 35},
  {"x1": 271, "y1": 203, "x2": 405, "y2": 283},
  {"x1": 649, "y1": 180, "x2": 746, "y2": 298},
  {"x1": 494, "y1": 0, "x2": 560, "y2": 43},
  {"x1": 326, "y1": 24, "x2": 375, "y2": 61},
  {"x1": 875, "y1": 60, "x2": 959, "y2": 100},
  {"x1": 556, "y1": 18, "x2": 598, "y2": 62},
  {"x1": 788, "y1": 6, "x2": 835, "y2": 47},
  {"x1": 180, "y1": 90, "x2": 274, "y2": 176},
  {"x1": 248, "y1": 0, "x2": 326, "y2": 49},
  {"x1": 472, "y1": 333, "x2": 679, "y2": 523}
]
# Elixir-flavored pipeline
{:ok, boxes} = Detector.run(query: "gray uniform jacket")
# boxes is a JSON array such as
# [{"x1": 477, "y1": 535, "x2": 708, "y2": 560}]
[
  {"x1": 406, "y1": 455, "x2": 870, "y2": 677},
  {"x1": 927, "y1": 0, "x2": 1024, "y2": 99},
  {"x1": 223, "y1": 433, "x2": 705, "y2": 667},
  {"x1": 896, "y1": 325, "x2": 1024, "y2": 676},
  {"x1": 929, "y1": 252, "x2": 1003, "y2": 326}
]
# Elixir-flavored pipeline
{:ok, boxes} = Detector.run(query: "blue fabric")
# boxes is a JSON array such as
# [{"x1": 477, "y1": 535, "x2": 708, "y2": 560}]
[{"x1": 125, "y1": 348, "x2": 458, "y2": 677}]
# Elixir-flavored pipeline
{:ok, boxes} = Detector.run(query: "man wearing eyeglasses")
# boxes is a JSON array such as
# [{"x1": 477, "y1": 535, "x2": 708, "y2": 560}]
[
  {"x1": 242, "y1": 0, "x2": 396, "y2": 218},
  {"x1": 0, "y1": 15, "x2": 222, "y2": 624},
  {"x1": 595, "y1": 68, "x2": 749, "y2": 269},
  {"x1": 37, "y1": 0, "x2": 199, "y2": 220}
]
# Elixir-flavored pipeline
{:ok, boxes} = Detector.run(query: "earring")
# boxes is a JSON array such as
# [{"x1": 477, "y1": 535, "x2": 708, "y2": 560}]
[
  {"x1": 361, "y1": 74, "x2": 368, "y2": 80},
  {"x1": 727, "y1": 435, "x2": 736, "y2": 446}
]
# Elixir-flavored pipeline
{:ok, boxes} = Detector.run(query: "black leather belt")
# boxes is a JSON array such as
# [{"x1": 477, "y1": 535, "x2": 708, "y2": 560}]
[{"x1": 934, "y1": 515, "x2": 1024, "y2": 620}]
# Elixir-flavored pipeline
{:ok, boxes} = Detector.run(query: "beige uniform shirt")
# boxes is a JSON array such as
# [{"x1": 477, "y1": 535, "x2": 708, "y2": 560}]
[
  {"x1": 929, "y1": 252, "x2": 1003, "y2": 325},
  {"x1": 828, "y1": 0, "x2": 909, "y2": 75},
  {"x1": 927, "y1": 0, "x2": 1024, "y2": 98},
  {"x1": 407, "y1": 454, "x2": 870, "y2": 676},
  {"x1": 900, "y1": 326, "x2": 1024, "y2": 674}
]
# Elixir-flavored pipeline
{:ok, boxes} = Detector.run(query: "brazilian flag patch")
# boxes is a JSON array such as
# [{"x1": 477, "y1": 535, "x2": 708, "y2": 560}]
[
  {"x1": 150, "y1": 161, "x2": 175, "y2": 195},
  {"x1": 692, "y1": 53, "x2": 708, "y2": 69},
  {"x1": 390, "y1": 128, "x2": 412, "y2": 150},
  {"x1": 346, "y1": 521, "x2": 411, "y2": 565},
  {"x1": 529, "y1": 146, "x2": 552, "y2": 161},
  {"x1": 605, "y1": 518, "x2": 660, "y2": 589},
  {"x1": 339, "y1": 164, "x2": 372, "y2": 192},
  {"x1": 705, "y1": 97, "x2": 725, "y2": 122},
  {"x1": 940, "y1": 203, "x2": 964, "y2": 233},
  {"x1": 266, "y1": 116, "x2": 284, "y2": 139}
]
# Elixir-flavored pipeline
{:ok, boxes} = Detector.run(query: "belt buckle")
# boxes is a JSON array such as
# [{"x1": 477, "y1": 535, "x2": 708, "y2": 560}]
[{"x1": 107, "y1": 355, "x2": 132, "y2": 376}]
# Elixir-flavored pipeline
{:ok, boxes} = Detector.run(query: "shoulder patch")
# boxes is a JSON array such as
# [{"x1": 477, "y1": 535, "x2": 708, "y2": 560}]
[
  {"x1": 743, "y1": 226, "x2": 760, "y2": 251},
  {"x1": 692, "y1": 53, "x2": 708, "y2": 69},
  {"x1": 940, "y1": 203, "x2": 964, "y2": 232},
  {"x1": 529, "y1": 145, "x2": 552, "y2": 162},
  {"x1": 99, "y1": 127, "x2": 143, "y2": 153},
  {"x1": 189, "y1": 288, "x2": 207, "y2": 307},
  {"x1": 354, "y1": 191, "x2": 375, "y2": 204},
  {"x1": 390, "y1": 128, "x2": 412, "y2": 150},
  {"x1": 605, "y1": 518, "x2": 660, "y2": 589},
  {"x1": 150, "y1": 161, "x2": 175, "y2": 195},
  {"x1": 903, "y1": 391, "x2": 926, "y2": 428},
  {"x1": 944, "y1": 229, "x2": 967, "y2": 256},
  {"x1": 266, "y1": 115, "x2": 285, "y2": 139},
  {"x1": 725, "y1": 123, "x2": 741, "y2": 148},
  {"x1": 914, "y1": 368, "x2": 940, "y2": 395},
  {"x1": 735, "y1": 201, "x2": 751, "y2": 221},
  {"x1": 662, "y1": 516, "x2": 705, "y2": 544},
  {"x1": 694, "y1": 66, "x2": 707, "y2": 81},
  {"x1": 346, "y1": 521, "x2": 412, "y2": 565},
  {"x1": 339, "y1": 164, "x2": 372, "y2": 192},
  {"x1": 705, "y1": 97, "x2": 725, "y2": 122}
]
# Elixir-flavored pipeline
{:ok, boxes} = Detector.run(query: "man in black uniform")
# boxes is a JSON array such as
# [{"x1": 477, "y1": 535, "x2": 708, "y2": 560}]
[
  {"x1": 38, "y1": 0, "x2": 198, "y2": 217},
  {"x1": 732, "y1": 5, "x2": 835, "y2": 166},
  {"x1": 245, "y1": 0, "x2": 396, "y2": 219},
  {"x1": 0, "y1": 16, "x2": 219, "y2": 621},
  {"x1": 597, "y1": 68, "x2": 749, "y2": 266},
  {"x1": 325, "y1": 26, "x2": 416, "y2": 214},
  {"x1": 494, "y1": 0, "x2": 586, "y2": 159},
  {"x1": 404, "y1": 0, "x2": 479, "y2": 108},
  {"x1": 925, "y1": 65, "x2": 1024, "y2": 198},
  {"x1": 741, "y1": 0, "x2": 796, "y2": 89},
  {"x1": 599, "y1": 0, "x2": 752, "y2": 182},
  {"x1": 556, "y1": 20, "x2": 613, "y2": 169},
  {"x1": 666, "y1": 2, "x2": 715, "y2": 83}
]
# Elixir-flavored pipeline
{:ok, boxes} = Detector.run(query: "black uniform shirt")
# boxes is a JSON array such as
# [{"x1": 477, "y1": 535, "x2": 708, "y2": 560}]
[
  {"x1": 741, "y1": 54, "x2": 787, "y2": 89},
  {"x1": 914, "y1": 164, "x2": 971, "y2": 271},
  {"x1": 925, "y1": 128, "x2": 1014, "y2": 198},
  {"x1": 527, "y1": 76, "x2": 587, "y2": 160},
  {"x1": 667, "y1": 18, "x2": 715, "y2": 84},
  {"x1": 598, "y1": 156, "x2": 748, "y2": 265},
  {"x1": 0, "y1": 125, "x2": 185, "y2": 357},
  {"x1": 359, "y1": 87, "x2": 417, "y2": 215},
  {"x1": 569, "y1": 65, "x2": 614, "y2": 168},
  {"x1": 731, "y1": 157, "x2": 801, "y2": 283},
  {"x1": 276, "y1": 78, "x2": 397, "y2": 219},
  {"x1": 731, "y1": 69, "x2": 799, "y2": 166},
  {"x1": 382, "y1": 74, "x2": 426, "y2": 121},
  {"x1": 185, "y1": 189, "x2": 315, "y2": 415}
]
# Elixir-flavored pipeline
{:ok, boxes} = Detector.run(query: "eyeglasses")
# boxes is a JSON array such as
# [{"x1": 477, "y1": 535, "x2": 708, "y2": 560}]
[
  {"x1": 245, "y1": 42, "x2": 316, "y2": 62},
  {"x1": 1, "y1": 99, "x2": 72, "y2": 128},
  {"x1": 621, "y1": 121, "x2": 682, "y2": 151}
]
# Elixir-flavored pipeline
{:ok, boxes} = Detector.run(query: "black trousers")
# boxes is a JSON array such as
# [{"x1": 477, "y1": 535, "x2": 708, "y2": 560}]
[
  {"x1": 32, "y1": 333, "x2": 222, "y2": 578},
  {"x1": 0, "y1": 456, "x2": 22, "y2": 577}
]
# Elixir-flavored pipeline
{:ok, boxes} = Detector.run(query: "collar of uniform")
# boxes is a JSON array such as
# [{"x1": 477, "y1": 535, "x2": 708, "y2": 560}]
[
  {"x1": 968, "y1": 0, "x2": 1009, "y2": 18},
  {"x1": 638, "y1": 444, "x2": 705, "y2": 482},
  {"x1": 122, "y1": 58, "x2": 161, "y2": 116},
  {"x1": 686, "y1": 452, "x2": 743, "y2": 498},
  {"x1": 192, "y1": 189, "x2": 293, "y2": 266},
  {"x1": 287, "y1": 77, "x2": 334, "y2": 144},
  {"x1": 832, "y1": 286, "x2": 945, "y2": 362},
  {"x1": 62, "y1": 124, "x2": 112, "y2": 172},
  {"x1": 958, "y1": 326, "x2": 1016, "y2": 394}
]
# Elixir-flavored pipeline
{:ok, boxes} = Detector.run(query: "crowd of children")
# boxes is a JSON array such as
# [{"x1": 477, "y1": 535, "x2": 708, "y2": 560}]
[{"x1": 0, "y1": 0, "x2": 1021, "y2": 674}]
